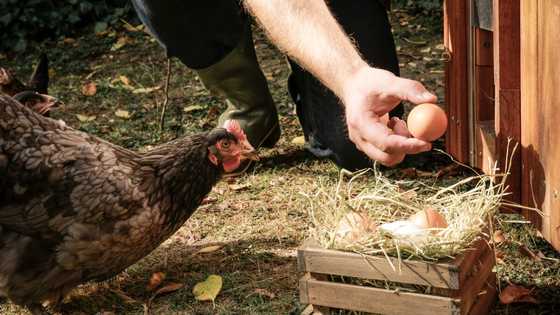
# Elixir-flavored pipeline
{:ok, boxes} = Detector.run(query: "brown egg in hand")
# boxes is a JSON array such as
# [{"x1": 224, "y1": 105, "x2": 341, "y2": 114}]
[
  {"x1": 408, "y1": 208, "x2": 448, "y2": 232},
  {"x1": 406, "y1": 103, "x2": 448, "y2": 141}
]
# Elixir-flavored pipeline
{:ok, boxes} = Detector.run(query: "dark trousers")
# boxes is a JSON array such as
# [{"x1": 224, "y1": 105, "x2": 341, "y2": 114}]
[{"x1": 132, "y1": 0, "x2": 401, "y2": 170}]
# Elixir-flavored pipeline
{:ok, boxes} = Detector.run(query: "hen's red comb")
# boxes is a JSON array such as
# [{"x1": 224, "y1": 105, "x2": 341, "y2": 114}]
[{"x1": 223, "y1": 119, "x2": 247, "y2": 141}]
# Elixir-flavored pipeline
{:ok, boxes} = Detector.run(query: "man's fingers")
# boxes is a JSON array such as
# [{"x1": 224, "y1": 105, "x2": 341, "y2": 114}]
[
  {"x1": 383, "y1": 134, "x2": 432, "y2": 154},
  {"x1": 390, "y1": 77, "x2": 437, "y2": 105},
  {"x1": 357, "y1": 141, "x2": 405, "y2": 167}
]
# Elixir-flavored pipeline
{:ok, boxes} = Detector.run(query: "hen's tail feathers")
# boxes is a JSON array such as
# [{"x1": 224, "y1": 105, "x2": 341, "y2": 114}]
[{"x1": 28, "y1": 53, "x2": 49, "y2": 94}]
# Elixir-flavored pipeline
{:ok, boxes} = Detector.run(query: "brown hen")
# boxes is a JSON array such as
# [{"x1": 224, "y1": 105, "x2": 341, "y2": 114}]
[{"x1": 0, "y1": 95, "x2": 256, "y2": 314}]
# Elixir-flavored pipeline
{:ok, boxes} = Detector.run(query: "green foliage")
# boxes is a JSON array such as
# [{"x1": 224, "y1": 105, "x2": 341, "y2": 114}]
[{"x1": 0, "y1": 0, "x2": 133, "y2": 52}]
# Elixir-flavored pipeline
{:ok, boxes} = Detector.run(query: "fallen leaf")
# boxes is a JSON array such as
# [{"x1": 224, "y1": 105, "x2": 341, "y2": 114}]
[
  {"x1": 122, "y1": 20, "x2": 143, "y2": 32},
  {"x1": 495, "y1": 249, "x2": 506, "y2": 264},
  {"x1": 408, "y1": 62, "x2": 417, "y2": 68},
  {"x1": 154, "y1": 282, "x2": 184, "y2": 296},
  {"x1": 192, "y1": 245, "x2": 222, "y2": 256},
  {"x1": 183, "y1": 105, "x2": 204, "y2": 113},
  {"x1": 291, "y1": 136, "x2": 305, "y2": 145},
  {"x1": 115, "y1": 109, "x2": 131, "y2": 119},
  {"x1": 193, "y1": 275, "x2": 222, "y2": 302},
  {"x1": 132, "y1": 86, "x2": 162, "y2": 94},
  {"x1": 435, "y1": 43, "x2": 445, "y2": 50},
  {"x1": 499, "y1": 284, "x2": 538, "y2": 304},
  {"x1": 76, "y1": 114, "x2": 96, "y2": 122},
  {"x1": 420, "y1": 47, "x2": 432, "y2": 53},
  {"x1": 81, "y1": 82, "x2": 97, "y2": 96},
  {"x1": 254, "y1": 288, "x2": 275, "y2": 299},
  {"x1": 147, "y1": 272, "x2": 166, "y2": 291},
  {"x1": 119, "y1": 75, "x2": 132, "y2": 87},
  {"x1": 111, "y1": 36, "x2": 132, "y2": 51},
  {"x1": 493, "y1": 230, "x2": 506, "y2": 244},
  {"x1": 518, "y1": 244, "x2": 542, "y2": 261},
  {"x1": 229, "y1": 183, "x2": 251, "y2": 191},
  {"x1": 63, "y1": 37, "x2": 76, "y2": 44}
]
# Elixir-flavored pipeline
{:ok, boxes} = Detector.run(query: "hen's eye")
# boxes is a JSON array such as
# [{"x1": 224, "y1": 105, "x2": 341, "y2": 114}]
[{"x1": 221, "y1": 139, "x2": 231, "y2": 148}]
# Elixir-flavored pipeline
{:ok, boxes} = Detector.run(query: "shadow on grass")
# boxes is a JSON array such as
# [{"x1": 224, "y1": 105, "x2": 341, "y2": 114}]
[{"x1": 58, "y1": 237, "x2": 301, "y2": 315}]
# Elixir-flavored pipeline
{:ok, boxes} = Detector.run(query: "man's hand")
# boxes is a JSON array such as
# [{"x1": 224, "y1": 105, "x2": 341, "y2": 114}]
[
  {"x1": 342, "y1": 67, "x2": 437, "y2": 166},
  {"x1": 244, "y1": 0, "x2": 438, "y2": 166}
]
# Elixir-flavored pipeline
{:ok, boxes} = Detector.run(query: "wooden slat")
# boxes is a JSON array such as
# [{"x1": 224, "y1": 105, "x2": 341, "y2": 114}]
[
  {"x1": 467, "y1": 273, "x2": 497, "y2": 315},
  {"x1": 298, "y1": 245, "x2": 458, "y2": 290},
  {"x1": 520, "y1": 0, "x2": 543, "y2": 232},
  {"x1": 476, "y1": 120, "x2": 496, "y2": 174},
  {"x1": 451, "y1": 238, "x2": 489, "y2": 287},
  {"x1": 520, "y1": 0, "x2": 560, "y2": 251},
  {"x1": 444, "y1": 0, "x2": 470, "y2": 163},
  {"x1": 457, "y1": 243, "x2": 495, "y2": 314},
  {"x1": 475, "y1": 66, "x2": 495, "y2": 122},
  {"x1": 475, "y1": 29, "x2": 493, "y2": 67},
  {"x1": 302, "y1": 278, "x2": 460, "y2": 315},
  {"x1": 493, "y1": 0, "x2": 521, "y2": 205}
]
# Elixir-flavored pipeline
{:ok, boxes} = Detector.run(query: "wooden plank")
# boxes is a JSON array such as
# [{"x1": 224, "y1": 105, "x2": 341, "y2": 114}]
[
  {"x1": 457, "y1": 243, "x2": 495, "y2": 314},
  {"x1": 444, "y1": 0, "x2": 470, "y2": 163},
  {"x1": 467, "y1": 273, "x2": 497, "y2": 315},
  {"x1": 493, "y1": 0, "x2": 521, "y2": 205},
  {"x1": 475, "y1": 66, "x2": 495, "y2": 122},
  {"x1": 298, "y1": 245, "x2": 458, "y2": 289},
  {"x1": 475, "y1": 29, "x2": 493, "y2": 66},
  {"x1": 452, "y1": 238, "x2": 489, "y2": 287},
  {"x1": 520, "y1": 0, "x2": 560, "y2": 251},
  {"x1": 303, "y1": 278, "x2": 460, "y2": 315},
  {"x1": 475, "y1": 120, "x2": 496, "y2": 175},
  {"x1": 520, "y1": 0, "x2": 543, "y2": 230}
]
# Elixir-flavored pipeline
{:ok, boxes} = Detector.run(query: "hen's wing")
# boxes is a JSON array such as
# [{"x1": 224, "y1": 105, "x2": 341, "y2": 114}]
[{"x1": 0, "y1": 95, "x2": 142, "y2": 242}]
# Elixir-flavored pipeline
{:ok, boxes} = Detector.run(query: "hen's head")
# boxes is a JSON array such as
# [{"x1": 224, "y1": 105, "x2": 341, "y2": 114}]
[
  {"x1": 13, "y1": 91, "x2": 60, "y2": 115},
  {"x1": 207, "y1": 120, "x2": 258, "y2": 172}
]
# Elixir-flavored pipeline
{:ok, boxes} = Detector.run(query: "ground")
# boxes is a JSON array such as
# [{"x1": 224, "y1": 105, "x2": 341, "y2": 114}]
[{"x1": 1, "y1": 6, "x2": 559, "y2": 315}]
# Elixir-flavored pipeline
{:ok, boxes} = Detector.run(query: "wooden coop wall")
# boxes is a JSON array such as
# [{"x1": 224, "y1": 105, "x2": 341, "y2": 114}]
[
  {"x1": 521, "y1": 0, "x2": 560, "y2": 250},
  {"x1": 445, "y1": 0, "x2": 560, "y2": 251}
]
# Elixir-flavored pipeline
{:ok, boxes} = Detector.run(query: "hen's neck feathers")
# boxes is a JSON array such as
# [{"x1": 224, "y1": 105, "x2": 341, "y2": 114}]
[{"x1": 137, "y1": 134, "x2": 222, "y2": 222}]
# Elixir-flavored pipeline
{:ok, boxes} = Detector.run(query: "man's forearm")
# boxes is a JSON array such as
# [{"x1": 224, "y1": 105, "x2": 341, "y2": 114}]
[{"x1": 243, "y1": 0, "x2": 367, "y2": 100}]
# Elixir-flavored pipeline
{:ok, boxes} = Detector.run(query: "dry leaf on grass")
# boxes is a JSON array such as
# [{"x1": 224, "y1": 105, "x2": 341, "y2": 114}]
[
  {"x1": 499, "y1": 284, "x2": 538, "y2": 304},
  {"x1": 145, "y1": 282, "x2": 185, "y2": 314},
  {"x1": 291, "y1": 136, "x2": 305, "y2": 145},
  {"x1": 119, "y1": 75, "x2": 132, "y2": 87},
  {"x1": 193, "y1": 275, "x2": 222, "y2": 302},
  {"x1": 518, "y1": 243, "x2": 542, "y2": 262},
  {"x1": 228, "y1": 183, "x2": 251, "y2": 191},
  {"x1": 146, "y1": 272, "x2": 166, "y2": 291},
  {"x1": 493, "y1": 230, "x2": 506, "y2": 244},
  {"x1": 76, "y1": 114, "x2": 96, "y2": 122},
  {"x1": 183, "y1": 105, "x2": 204, "y2": 113},
  {"x1": 190, "y1": 245, "x2": 222, "y2": 257},
  {"x1": 494, "y1": 249, "x2": 506, "y2": 264},
  {"x1": 115, "y1": 109, "x2": 131, "y2": 119},
  {"x1": 111, "y1": 36, "x2": 132, "y2": 51},
  {"x1": 133, "y1": 86, "x2": 161, "y2": 94},
  {"x1": 81, "y1": 82, "x2": 97, "y2": 96}
]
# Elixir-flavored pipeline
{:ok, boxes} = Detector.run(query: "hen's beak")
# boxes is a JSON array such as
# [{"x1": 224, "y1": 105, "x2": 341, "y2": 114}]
[{"x1": 240, "y1": 139, "x2": 259, "y2": 161}]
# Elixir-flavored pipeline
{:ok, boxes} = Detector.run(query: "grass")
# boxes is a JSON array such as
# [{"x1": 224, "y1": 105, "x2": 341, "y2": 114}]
[{"x1": 1, "y1": 6, "x2": 559, "y2": 315}]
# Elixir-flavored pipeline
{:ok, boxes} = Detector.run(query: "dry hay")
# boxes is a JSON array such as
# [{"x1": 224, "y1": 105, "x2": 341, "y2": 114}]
[{"x1": 303, "y1": 142, "x2": 534, "y2": 263}]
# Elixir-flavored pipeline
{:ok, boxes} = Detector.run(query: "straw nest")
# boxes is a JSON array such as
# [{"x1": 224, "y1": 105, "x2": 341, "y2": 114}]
[{"x1": 303, "y1": 145, "x2": 521, "y2": 262}]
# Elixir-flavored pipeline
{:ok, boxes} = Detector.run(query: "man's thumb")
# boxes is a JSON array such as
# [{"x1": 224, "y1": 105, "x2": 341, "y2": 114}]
[{"x1": 398, "y1": 78, "x2": 437, "y2": 104}]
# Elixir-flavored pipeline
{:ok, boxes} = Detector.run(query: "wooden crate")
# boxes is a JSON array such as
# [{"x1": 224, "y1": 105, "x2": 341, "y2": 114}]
[{"x1": 298, "y1": 238, "x2": 497, "y2": 315}]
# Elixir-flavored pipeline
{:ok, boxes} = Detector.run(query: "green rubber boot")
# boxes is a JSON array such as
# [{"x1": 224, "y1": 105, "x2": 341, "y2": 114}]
[{"x1": 196, "y1": 23, "x2": 280, "y2": 149}]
